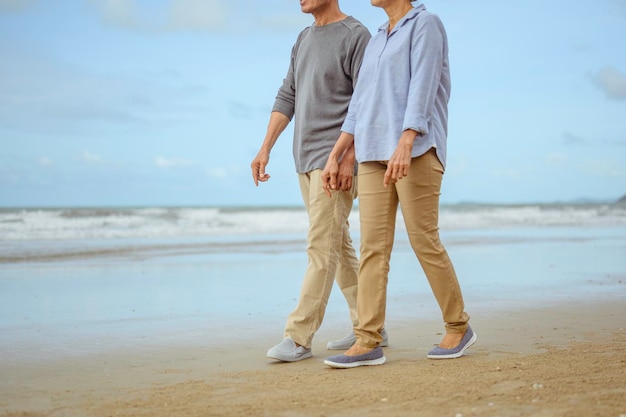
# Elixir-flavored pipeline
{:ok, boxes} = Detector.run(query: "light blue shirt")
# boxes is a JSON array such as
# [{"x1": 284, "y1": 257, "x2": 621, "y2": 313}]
[{"x1": 341, "y1": 4, "x2": 451, "y2": 168}]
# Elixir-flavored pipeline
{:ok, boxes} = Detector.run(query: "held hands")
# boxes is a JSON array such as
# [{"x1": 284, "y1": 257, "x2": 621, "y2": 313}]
[
  {"x1": 321, "y1": 151, "x2": 355, "y2": 198},
  {"x1": 321, "y1": 134, "x2": 356, "y2": 197}
]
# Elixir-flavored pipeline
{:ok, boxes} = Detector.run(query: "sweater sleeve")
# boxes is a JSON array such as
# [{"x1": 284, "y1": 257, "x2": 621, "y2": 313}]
[
  {"x1": 341, "y1": 27, "x2": 371, "y2": 135},
  {"x1": 346, "y1": 26, "x2": 371, "y2": 89},
  {"x1": 272, "y1": 34, "x2": 303, "y2": 120}
]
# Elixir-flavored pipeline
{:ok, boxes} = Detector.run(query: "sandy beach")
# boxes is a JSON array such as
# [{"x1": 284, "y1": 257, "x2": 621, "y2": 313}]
[
  {"x1": 1, "y1": 207, "x2": 625, "y2": 417},
  {"x1": 1, "y1": 299, "x2": 624, "y2": 417}
]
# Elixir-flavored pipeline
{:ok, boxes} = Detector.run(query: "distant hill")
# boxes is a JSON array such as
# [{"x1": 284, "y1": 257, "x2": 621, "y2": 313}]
[{"x1": 617, "y1": 194, "x2": 626, "y2": 204}]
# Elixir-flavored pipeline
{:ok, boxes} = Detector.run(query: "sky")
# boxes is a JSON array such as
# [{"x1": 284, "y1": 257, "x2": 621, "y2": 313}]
[{"x1": 1, "y1": 0, "x2": 625, "y2": 208}]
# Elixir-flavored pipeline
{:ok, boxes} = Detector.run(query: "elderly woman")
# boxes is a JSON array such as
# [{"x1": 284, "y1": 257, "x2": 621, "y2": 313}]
[{"x1": 322, "y1": 0, "x2": 476, "y2": 368}]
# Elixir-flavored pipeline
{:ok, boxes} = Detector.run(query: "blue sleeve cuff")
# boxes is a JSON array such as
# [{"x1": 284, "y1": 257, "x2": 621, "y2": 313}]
[{"x1": 341, "y1": 118, "x2": 356, "y2": 135}]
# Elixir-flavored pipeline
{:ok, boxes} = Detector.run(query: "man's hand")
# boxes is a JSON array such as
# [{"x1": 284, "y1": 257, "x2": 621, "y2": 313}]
[
  {"x1": 251, "y1": 112, "x2": 290, "y2": 186},
  {"x1": 321, "y1": 156, "x2": 339, "y2": 198},
  {"x1": 251, "y1": 151, "x2": 271, "y2": 186}
]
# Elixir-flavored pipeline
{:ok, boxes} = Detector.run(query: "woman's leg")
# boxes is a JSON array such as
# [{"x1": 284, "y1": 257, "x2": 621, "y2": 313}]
[
  {"x1": 395, "y1": 149, "x2": 470, "y2": 335},
  {"x1": 353, "y1": 161, "x2": 399, "y2": 349}
]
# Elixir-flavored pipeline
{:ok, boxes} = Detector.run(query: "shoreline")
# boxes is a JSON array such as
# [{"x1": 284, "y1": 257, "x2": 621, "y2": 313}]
[
  {"x1": 1, "y1": 298, "x2": 624, "y2": 417},
  {"x1": 1, "y1": 221, "x2": 624, "y2": 416}
]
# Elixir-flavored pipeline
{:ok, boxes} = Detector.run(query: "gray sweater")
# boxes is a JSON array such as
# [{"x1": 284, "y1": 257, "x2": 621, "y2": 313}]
[{"x1": 272, "y1": 16, "x2": 371, "y2": 174}]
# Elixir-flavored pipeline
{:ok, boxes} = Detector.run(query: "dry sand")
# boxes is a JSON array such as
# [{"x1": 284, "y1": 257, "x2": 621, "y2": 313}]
[{"x1": 1, "y1": 299, "x2": 624, "y2": 417}]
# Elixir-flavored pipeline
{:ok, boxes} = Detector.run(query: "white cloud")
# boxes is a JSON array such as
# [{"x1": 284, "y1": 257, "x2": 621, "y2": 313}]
[
  {"x1": 39, "y1": 157, "x2": 52, "y2": 166},
  {"x1": 489, "y1": 167, "x2": 524, "y2": 180},
  {"x1": 546, "y1": 152, "x2": 568, "y2": 165},
  {"x1": 0, "y1": 44, "x2": 137, "y2": 130},
  {"x1": 81, "y1": 151, "x2": 102, "y2": 163},
  {"x1": 593, "y1": 66, "x2": 626, "y2": 99},
  {"x1": 168, "y1": 0, "x2": 229, "y2": 31},
  {"x1": 0, "y1": 42, "x2": 212, "y2": 134},
  {"x1": 89, "y1": 0, "x2": 231, "y2": 33},
  {"x1": 155, "y1": 157, "x2": 195, "y2": 169},
  {"x1": 582, "y1": 159, "x2": 624, "y2": 177},
  {"x1": 562, "y1": 131, "x2": 626, "y2": 148},
  {"x1": 96, "y1": 0, "x2": 137, "y2": 29},
  {"x1": 207, "y1": 165, "x2": 241, "y2": 179},
  {"x1": 0, "y1": 0, "x2": 38, "y2": 13},
  {"x1": 208, "y1": 167, "x2": 228, "y2": 178},
  {"x1": 87, "y1": 0, "x2": 308, "y2": 33},
  {"x1": 258, "y1": 12, "x2": 311, "y2": 31}
]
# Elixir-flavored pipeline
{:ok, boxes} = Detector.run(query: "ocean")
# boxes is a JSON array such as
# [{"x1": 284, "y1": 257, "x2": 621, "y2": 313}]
[
  {"x1": 2, "y1": 202, "x2": 625, "y2": 263},
  {"x1": 1, "y1": 202, "x2": 625, "y2": 359}
]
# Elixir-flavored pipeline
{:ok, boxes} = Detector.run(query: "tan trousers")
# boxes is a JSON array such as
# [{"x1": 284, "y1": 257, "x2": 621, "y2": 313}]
[
  {"x1": 355, "y1": 149, "x2": 470, "y2": 348},
  {"x1": 284, "y1": 169, "x2": 359, "y2": 348}
]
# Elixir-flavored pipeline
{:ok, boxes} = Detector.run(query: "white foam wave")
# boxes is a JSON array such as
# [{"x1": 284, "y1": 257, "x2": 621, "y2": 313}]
[
  {"x1": 438, "y1": 204, "x2": 626, "y2": 230},
  {"x1": 0, "y1": 207, "x2": 310, "y2": 241},
  {"x1": 1, "y1": 204, "x2": 625, "y2": 242}
]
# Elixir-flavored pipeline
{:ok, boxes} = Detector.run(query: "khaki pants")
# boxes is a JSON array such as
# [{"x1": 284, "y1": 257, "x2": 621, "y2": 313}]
[
  {"x1": 284, "y1": 169, "x2": 359, "y2": 348},
  {"x1": 356, "y1": 149, "x2": 469, "y2": 348}
]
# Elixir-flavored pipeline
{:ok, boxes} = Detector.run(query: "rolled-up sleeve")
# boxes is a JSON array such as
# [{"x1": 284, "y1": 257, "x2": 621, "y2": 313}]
[
  {"x1": 341, "y1": 96, "x2": 359, "y2": 135},
  {"x1": 402, "y1": 15, "x2": 445, "y2": 135}
]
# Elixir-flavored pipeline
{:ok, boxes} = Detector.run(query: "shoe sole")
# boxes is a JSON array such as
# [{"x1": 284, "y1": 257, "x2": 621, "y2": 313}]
[
  {"x1": 327, "y1": 340, "x2": 389, "y2": 350},
  {"x1": 267, "y1": 351, "x2": 313, "y2": 362},
  {"x1": 327, "y1": 336, "x2": 389, "y2": 350},
  {"x1": 427, "y1": 332, "x2": 477, "y2": 359},
  {"x1": 323, "y1": 356, "x2": 386, "y2": 369}
]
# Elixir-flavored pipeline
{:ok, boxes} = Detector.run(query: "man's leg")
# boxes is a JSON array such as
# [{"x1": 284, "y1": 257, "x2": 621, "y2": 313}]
[
  {"x1": 284, "y1": 170, "x2": 357, "y2": 348},
  {"x1": 333, "y1": 181, "x2": 359, "y2": 328}
]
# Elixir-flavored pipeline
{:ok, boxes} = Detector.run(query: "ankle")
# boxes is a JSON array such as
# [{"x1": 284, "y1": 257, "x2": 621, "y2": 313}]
[
  {"x1": 345, "y1": 344, "x2": 376, "y2": 356},
  {"x1": 438, "y1": 332, "x2": 463, "y2": 349}
]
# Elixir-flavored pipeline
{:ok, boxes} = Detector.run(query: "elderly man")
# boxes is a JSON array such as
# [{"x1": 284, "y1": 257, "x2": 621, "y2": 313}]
[{"x1": 251, "y1": 0, "x2": 387, "y2": 362}]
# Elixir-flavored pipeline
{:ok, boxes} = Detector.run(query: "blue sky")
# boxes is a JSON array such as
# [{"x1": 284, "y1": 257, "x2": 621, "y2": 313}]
[{"x1": 1, "y1": 0, "x2": 625, "y2": 208}]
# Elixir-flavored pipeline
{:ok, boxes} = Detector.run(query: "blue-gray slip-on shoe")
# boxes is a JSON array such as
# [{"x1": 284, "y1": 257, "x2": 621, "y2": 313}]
[
  {"x1": 324, "y1": 346, "x2": 386, "y2": 369},
  {"x1": 326, "y1": 328, "x2": 389, "y2": 350},
  {"x1": 267, "y1": 337, "x2": 312, "y2": 362},
  {"x1": 427, "y1": 326, "x2": 477, "y2": 359}
]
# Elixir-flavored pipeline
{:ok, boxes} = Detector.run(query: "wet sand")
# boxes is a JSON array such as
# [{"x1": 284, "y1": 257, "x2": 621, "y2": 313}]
[
  {"x1": 1, "y1": 228, "x2": 625, "y2": 416},
  {"x1": 1, "y1": 299, "x2": 625, "y2": 417}
]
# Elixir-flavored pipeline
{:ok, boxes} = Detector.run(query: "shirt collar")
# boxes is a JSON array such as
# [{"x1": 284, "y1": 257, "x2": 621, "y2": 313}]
[{"x1": 377, "y1": 3, "x2": 426, "y2": 34}]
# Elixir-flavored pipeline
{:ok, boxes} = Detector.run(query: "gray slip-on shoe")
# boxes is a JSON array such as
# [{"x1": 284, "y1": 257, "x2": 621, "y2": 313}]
[
  {"x1": 267, "y1": 337, "x2": 312, "y2": 362},
  {"x1": 324, "y1": 346, "x2": 386, "y2": 369},
  {"x1": 326, "y1": 328, "x2": 389, "y2": 350},
  {"x1": 427, "y1": 326, "x2": 477, "y2": 359}
]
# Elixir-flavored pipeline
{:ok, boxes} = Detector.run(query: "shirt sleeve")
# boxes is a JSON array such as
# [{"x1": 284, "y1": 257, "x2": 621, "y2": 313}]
[
  {"x1": 402, "y1": 14, "x2": 446, "y2": 135},
  {"x1": 341, "y1": 98, "x2": 358, "y2": 135}
]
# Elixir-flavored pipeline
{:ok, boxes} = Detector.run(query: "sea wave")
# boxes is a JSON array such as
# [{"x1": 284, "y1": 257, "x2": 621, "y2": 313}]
[
  {"x1": 0, "y1": 206, "x2": 309, "y2": 241},
  {"x1": 1, "y1": 203, "x2": 625, "y2": 263},
  {"x1": 1, "y1": 204, "x2": 625, "y2": 242}
]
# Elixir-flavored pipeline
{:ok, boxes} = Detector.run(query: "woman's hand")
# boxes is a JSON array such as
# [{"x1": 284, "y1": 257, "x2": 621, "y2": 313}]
[
  {"x1": 335, "y1": 144, "x2": 356, "y2": 192},
  {"x1": 384, "y1": 130, "x2": 420, "y2": 187}
]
